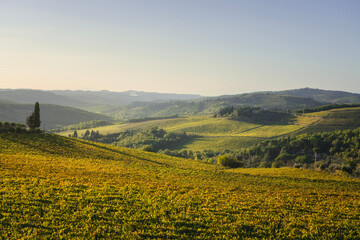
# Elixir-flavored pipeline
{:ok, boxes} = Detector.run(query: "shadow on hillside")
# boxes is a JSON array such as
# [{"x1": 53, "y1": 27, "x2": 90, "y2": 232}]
[{"x1": 78, "y1": 140, "x2": 171, "y2": 167}]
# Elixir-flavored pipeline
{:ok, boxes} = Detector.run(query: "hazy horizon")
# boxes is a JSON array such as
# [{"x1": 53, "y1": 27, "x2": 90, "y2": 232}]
[
  {"x1": 1, "y1": 1, "x2": 359, "y2": 95},
  {"x1": 2, "y1": 86, "x2": 360, "y2": 98}
]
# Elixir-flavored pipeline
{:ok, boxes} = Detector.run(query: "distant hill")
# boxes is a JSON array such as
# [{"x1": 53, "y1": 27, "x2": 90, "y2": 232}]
[
  {"x1": 274, "y1": 88, "x2": 360, "y2": 104},
  {"x1": 52, "y1": 89, "x2": 203, "y2": 106},
  {"x1": 2, "y1": 88, "x2": 360, "y2": 121},
  {"x1": 0, "y1": 102, "x2": 112, "y2": 130},
  {"x1": 0, "y1": 89, "x2": 203, "y2": 109},
  {"x1": 107, "y1": 93, "x2": 324, "y2": 120},
  {"x1": 0, "y1": 89, "x2": 90, "y2": 108}
]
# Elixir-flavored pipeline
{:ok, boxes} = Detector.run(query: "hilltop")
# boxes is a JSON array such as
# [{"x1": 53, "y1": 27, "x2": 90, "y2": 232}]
[
  {"x1": 275, "y1": 87, "x2": 360, "y2": 104},
  {"x1": 1, "y1": 133, "x2": 359, "y2": 238}
]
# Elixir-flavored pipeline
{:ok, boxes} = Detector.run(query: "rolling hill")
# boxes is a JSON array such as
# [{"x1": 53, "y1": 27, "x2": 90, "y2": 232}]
[
  {"x1": 2, "y1": 88, "x2": 359, "y2": 122},
  {"x1": 0, "y1": 102, "x2": 112, "y2": 130},
  {"x1": 57, "y1": 114, "x2": 316, "y2": 151},
  {"x1": 57, "y1": 105, "x2": 360, "y2": 153},
  {"x1": 275, "y1": 87, "x2": 360, "y2": 104},
  {"x1": 0, "y1": 89, "x2": 90, "y2": 108},
  {"x1": 107, "y1": 94, "x2": 325, "y2": 120},
  {"x1": 1, "y1": 132, "x2": 359, "y2": 238},
  {"x1": 298, "y1": 106, "x2": 360, "y2": 134},
  {"x1": 0, "y1": 89, "x2": 202, "y2": 109}
]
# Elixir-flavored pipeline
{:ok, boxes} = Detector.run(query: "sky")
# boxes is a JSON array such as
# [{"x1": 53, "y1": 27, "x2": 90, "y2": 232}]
[{"x1": 0, "y1": 0, "x2": 359, "y2": 96}]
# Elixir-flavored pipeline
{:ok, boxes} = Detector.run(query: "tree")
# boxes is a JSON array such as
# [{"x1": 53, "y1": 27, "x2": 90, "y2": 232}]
[
  {"x1": 83, "y1": 130, "x2": 90, "y2": 138},
  {"x1": 73, "y1": 130, "x2": 78, "y2": 138},
  {"x1": 26, "y1": 102, "x2": 41, "y2": 130},
  {"x1": 217, "y1": 155, "x2": 243, "y2": 168},
  {"x1": 34, "y1": 102, "x2": 41, "y2": 128}
]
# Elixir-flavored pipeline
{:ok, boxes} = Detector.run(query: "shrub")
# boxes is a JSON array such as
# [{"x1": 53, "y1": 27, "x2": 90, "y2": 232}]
[
  {"x1": 142, "y1": 145, "x2": 155, "y2": 152},
  {"x1": 217, "y1": 155, "x2": 243, "y2": 168}
]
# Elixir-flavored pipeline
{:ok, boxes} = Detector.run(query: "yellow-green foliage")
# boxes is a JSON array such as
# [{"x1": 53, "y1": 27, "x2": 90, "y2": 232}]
[
  {"x1": 1, "y1": 133, "x2": 360, "y2": 239},
  {"x1": 300, "y1": 107, "x2": 360, "y2": 134},
  {"x1": 237, "y1": 125, "x2": 302, "y2": 138},
  {"x1": 182, "y1": 136, "x2": 262, "y2": 151},
  {"x1": 163, "y1": 117, "x2": 260, "y2": 136}
]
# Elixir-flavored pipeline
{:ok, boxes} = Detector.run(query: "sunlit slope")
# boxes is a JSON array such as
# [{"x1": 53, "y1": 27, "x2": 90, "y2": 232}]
[
  {"x1": 56, "y1": 115, "x2": 320, "y2": 151},
  {"x1": 298, "y1": 107, "x2": 360, "y2": 134},
  {"x1": 58, "y1": 116, "x2": 262, "y2": 137},
  {"x1": 180, "y1": 136, "x2": 263, "y2": 151},
  {"x1": 1, "y1": 133, "x2": 360, "y2": 239}
]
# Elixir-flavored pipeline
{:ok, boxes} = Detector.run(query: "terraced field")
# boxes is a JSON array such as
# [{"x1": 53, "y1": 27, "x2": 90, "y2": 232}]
[{"x1": 1, "y1": 133, "x2": 359, "y2": 239}]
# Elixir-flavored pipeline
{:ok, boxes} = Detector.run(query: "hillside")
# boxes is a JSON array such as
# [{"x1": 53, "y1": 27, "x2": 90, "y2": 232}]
[
  {"x1": 107, "y1": 94, "x2": 324, "y2": 120},
  {"x1": 57, "y1": 106, "x2": 360, "y2": 156},
  {"x1": 298, "y1": 106, "x2": 360, "y2": 134},
  {"x1": 57, "y1": 114, "x2": 317, "y2": 152},
  {"x1": 275, "y1": 87, "x2": 360, "y2": 104},
  {"x1": 0, "y1": 102, "x2": 112, "y2": 130},
  {"x1": 1, "y1": 133, "x2": 359, "y2": 238}
]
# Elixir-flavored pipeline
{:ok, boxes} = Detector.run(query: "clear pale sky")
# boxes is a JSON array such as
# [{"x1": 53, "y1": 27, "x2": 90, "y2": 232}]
[{"x1": 1, "y1": 0, "x2": 359, "y2": 96}]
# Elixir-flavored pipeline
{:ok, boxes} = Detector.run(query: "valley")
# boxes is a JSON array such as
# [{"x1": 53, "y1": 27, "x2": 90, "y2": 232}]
[{"x1": 1, "y1": 88, "x2": 360, "y2": 238}]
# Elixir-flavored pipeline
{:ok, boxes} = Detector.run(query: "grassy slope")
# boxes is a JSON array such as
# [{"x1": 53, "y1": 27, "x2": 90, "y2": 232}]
[
  {"x1": 1, "y1": 133, "x2": 359, "y2": 239},
  {"x1": 56, "y1": 107, "x2": 360, "y2": 152},
  {"x1": 298, "y1": 107, "x2": 360, "y2": 134},
  {"x1": 57, "y1": 115, "x2": 319, "y2": 151}
]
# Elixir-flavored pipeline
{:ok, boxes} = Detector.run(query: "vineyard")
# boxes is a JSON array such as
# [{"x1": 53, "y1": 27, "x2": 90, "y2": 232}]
[{"x1": 1, "y1": 133, "x2": 359, "y2": 239}]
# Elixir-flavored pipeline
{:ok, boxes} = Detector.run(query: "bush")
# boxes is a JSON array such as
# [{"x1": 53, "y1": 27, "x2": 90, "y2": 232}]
[
  {"x1": 142, "y1": 145, "x2": 155, "y2": 152},
  {"x1": 217, "y1": 155, "x2": 243, "y2": 168}
]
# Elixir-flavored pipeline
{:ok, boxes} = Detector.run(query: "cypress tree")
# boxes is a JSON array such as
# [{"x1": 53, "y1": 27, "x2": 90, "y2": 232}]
[
  {"x1": 26, "y1": 102, "x2": 41, "y2": 130},
  {"x1": 34, "y1": 102, "x2": 41, "y2": 128}
]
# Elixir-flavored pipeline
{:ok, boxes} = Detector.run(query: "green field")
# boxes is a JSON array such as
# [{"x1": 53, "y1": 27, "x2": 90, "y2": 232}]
[
  {"x1": 1, "y1": 133, "x2": 359, "y2": 239},
  {"x1": 298, "y1": 107, "x2": 360, "y2": 134},
  {"x1": 57, "y1": 115, "x2": 311, "y2": 151},
  {"x1": 56, "y1": 107, "x2": 360, "y2": 153},
  {"x1": 181, "y1": 136, "x2": 263, "y2": 151}
]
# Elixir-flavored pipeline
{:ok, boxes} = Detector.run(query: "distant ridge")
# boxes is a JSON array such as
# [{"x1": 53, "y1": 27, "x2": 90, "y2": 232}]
[
  {"x1": 51, "y1": 89, "x2": 203, "y2": 106},
  {"x1": 0, "y1": 89, "x2": 89, "y2": 108},
  {"x1": 0, "y1": 89, "x2": 203, "y2": 108},
  {"x1": 1, "y1": 88, "x2": 360, "y2": 121},
  {"x1": 273, "y1": 87, "x2": 360, "y2": 104}
]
